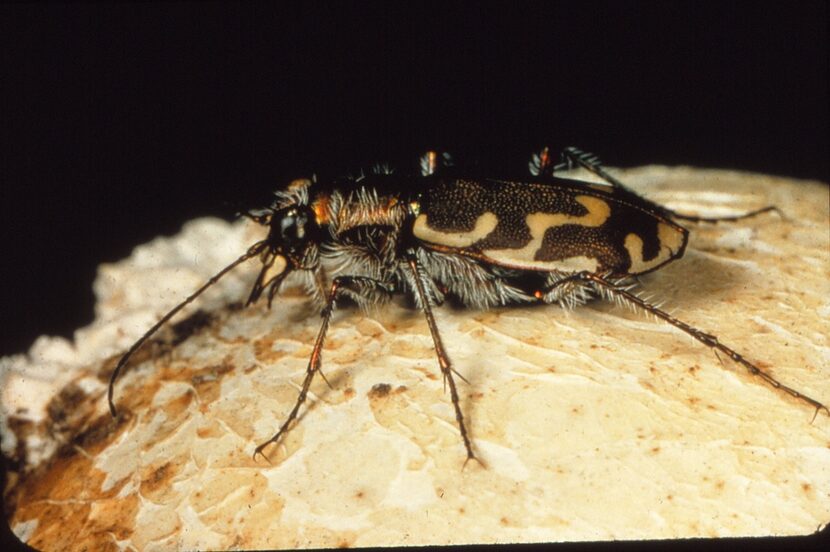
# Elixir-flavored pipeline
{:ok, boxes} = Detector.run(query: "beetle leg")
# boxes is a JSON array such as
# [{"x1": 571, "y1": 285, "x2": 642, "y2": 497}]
[
  {"x1": 406, "y1": 253, "x2": 482, "y2": 467},
  {"x1": 529, "y1": 146, "x2": 557, "y2": 176},
  {"x1": 558, "y1": 147, "x2": 782, "y2": 223},
  {"x1": 533, "y1": 145, "x2": 642, "y2": 198},
  {"x1": 663, "y1": 205, "x2": 782, "y2": 223},
  {"x1": 543, "y1": 271, "x2": 829, "y2": 419},
  {"x1": 253, "y1": 275, "x2": 394, "y2": 462},
  {"x1": 558, "y1": 146, "x2": 633, "y2": 190},
  {"x1": 419, "y1": 150, "x2": 454, "y2": 177}
]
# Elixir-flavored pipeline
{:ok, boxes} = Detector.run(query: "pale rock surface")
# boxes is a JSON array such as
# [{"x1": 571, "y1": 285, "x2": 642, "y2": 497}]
[{"x1": 2, "y1": 167, "x2": 829, "y2": 550}]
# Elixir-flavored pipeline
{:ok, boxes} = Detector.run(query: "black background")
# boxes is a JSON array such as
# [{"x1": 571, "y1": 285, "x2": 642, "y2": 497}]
[
  {"x1": 1, "y1": 1, "x2": 828, "y2": 358},
  {"x1": 1, "y1": 1, "x2": 828, "y2": 549}
]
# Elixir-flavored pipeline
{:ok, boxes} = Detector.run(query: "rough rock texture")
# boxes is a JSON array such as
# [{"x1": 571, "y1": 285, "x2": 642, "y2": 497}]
[{"x1": 2, "y1": 167, "x2": 829, "y2": 550}]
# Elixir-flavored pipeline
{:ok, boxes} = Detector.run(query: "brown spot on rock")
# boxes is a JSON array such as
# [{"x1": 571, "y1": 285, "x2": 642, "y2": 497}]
[
  {"x1": 190, "y1": 359, "x2": 236, "y2": 404},
  {"x1": 170, "y1": 309, "x2": 214, "y2": 345},
  {"x1": 85, "y1": 492, "x2": 140, "y2": 542},
  {"x1": 140, "y1": 461, "x2": 180, "y2": 499},
  {"x1": 4, "y1": 416, "x2": 35, "y2": 472},
  {"x1": 253, "y1": 336, "x2": 283, "y2": 363},
  {"x1": 72, "y1": 414, "x2": 123, "y2": 456},
  {"x1": 24, "y1": 501, "x2": 93, "y2": 551},
  {"x1": 8, "y1": 446, "x2": 136, "y2": 551},
  {"x1": 161, "y1": 389, "x2": 195, "y2": 420},
  {"x1": 196, "y1": 421, "x2": 223, "y2": 439},
  {"x1": 46, "y1": 382, "x2": 87, "y2": 425},
  {"x1": 368, "y1": 383, "x2": 392, "y2": 399}
]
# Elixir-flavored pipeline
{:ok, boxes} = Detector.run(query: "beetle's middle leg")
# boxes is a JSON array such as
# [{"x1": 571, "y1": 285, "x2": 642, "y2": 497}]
[
  {"x1": 540, "y1": 271, "x2": 829, "y2": 419},
  {"x1": 406, "y1": 252, "x2": 481, "y2": 467}
]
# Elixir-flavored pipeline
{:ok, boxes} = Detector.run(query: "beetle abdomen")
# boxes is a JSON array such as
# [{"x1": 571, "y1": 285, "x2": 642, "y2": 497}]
[{"x1": 412, "y1": 177, "x2": 688, "y2": 276}]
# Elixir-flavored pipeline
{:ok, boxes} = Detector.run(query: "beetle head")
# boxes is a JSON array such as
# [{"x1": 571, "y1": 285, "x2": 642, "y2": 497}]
[{"x1": 243, "y1": 179, "x2": 320, "y2": 305}]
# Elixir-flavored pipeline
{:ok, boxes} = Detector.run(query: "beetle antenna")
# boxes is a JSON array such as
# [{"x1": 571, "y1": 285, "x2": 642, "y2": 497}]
[{"x1": 107, "y1": 241, "x2": 268, "y2": 417}]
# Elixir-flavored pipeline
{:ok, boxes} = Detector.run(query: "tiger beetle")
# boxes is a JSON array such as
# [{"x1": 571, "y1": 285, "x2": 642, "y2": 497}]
[{"x1": 107, "y1": 146, "x2": 828, "y2": 465}]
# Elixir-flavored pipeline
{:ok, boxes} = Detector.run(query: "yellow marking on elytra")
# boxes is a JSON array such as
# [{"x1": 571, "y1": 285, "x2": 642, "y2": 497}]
[
  {"x1": 658, "y1": 221, "x2": 686, "y2": 254},
  {"x1": 413, "y1": 211, "x2": 498, "y2": 248},
  {"x1": 570, "y1": 195, "x2": 611, "y2": 226},
  {"x1": 624, "y1": 223, "x2": 683, "y2": 273},
  {"x1": 483, "y1": 253, "x2": 600, "y2": 272},
  {"x1": 482, "y1": 195, "x2": 610, "y2": 271}
]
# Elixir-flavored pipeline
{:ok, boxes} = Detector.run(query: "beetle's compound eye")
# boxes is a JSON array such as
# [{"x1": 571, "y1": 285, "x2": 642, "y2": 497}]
[{"x1": 280, "y1": 207, "x2": 309, "y2": 240}]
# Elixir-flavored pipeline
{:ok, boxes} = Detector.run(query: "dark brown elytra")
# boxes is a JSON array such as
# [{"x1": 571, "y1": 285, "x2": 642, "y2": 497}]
[{"x1": 107, "y1": 147, "x2": 827, "y2": 466}]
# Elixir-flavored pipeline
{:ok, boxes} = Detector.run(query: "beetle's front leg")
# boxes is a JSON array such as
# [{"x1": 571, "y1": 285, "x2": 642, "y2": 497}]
[{"x1": 253, "y1": 275, "x2": 394, "y2": 462}]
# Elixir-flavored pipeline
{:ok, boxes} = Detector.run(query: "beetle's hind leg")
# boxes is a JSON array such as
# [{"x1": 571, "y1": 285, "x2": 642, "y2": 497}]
[
  {"x1": 554, "y1": 146, "x2": 781, "y2": 223},
  {"x1": 253, "y1": 275, "x2": 394, "y2": 462},
  {"x1": 420, "y1": 150, "x2": 454, "y2": 176},
  {"x1": 661, "y1": 205, "x2": 782, "y2": 223},
  {"x1": 543, "y1": 271, "x2": 829, "y2": 419},
  {"x1": 530, "y1": 145, "x2": 634, "y2": 193},
  {"x1": 535, "y1": 271, "x2": 597, "y2": 309}
]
